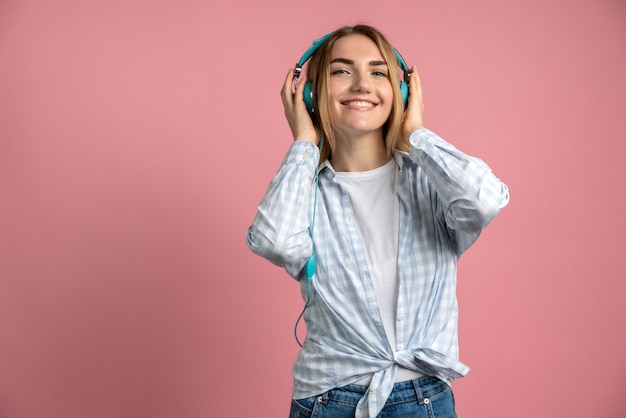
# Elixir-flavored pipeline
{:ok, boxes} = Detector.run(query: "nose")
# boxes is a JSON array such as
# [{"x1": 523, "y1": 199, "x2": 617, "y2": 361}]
[{"x1": 352, "y1": 73, "x2": 371, "y2": 93}]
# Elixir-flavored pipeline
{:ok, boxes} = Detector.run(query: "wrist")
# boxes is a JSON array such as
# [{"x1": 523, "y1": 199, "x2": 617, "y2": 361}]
[
  {"x1": 293, "y1": 130, "x2": 319, "y2": 145},
  {"x1": 402, "y1": 125, "x2": 425, "y2": 144}
]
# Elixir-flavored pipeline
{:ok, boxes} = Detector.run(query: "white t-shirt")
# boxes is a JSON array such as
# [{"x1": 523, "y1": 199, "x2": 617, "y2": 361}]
[{"x1": 335, "y1": 158, "x2": 422, "y2": 383}]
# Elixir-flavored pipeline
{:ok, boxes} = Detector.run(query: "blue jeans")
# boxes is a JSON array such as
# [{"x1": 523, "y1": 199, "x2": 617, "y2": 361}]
[{"x1": 289, "y1": 376, "x2": 457, "y2": 418}]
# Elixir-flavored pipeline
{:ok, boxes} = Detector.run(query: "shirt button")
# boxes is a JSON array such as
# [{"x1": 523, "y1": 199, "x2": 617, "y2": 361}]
[
  {"x1": 303, "y1": 155, "x2": 310, "y2": 161},
  {"x1": 397, "y1": 316, "x2": 404, "y2": 322},
  {"x1": 397, "y1": 344, "x2": 405, "y2": 350},
  {"x1": 370, "y1": 385, "x2": 377, "y2": 392}
]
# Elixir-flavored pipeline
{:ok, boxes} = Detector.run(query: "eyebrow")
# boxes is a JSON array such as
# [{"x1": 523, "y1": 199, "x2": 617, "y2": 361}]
[{"x1": 330, "y1": 58, "x2": 388, "y2": 66}]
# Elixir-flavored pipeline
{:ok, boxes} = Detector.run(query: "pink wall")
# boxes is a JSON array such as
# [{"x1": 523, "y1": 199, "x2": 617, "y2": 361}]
[{"x1": 1, "y1": 0, "x2": 625, "y2": 417}]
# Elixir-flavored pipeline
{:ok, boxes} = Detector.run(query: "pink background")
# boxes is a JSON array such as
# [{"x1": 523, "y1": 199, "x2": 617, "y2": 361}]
[{"x1": 1, "y1": 0, "x2": 625, "y2": 417}]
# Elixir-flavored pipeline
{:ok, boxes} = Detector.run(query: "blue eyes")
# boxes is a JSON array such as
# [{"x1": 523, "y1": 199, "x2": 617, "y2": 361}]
[{"x1": 331, "y1": 69, "x2": 388, "y2": 77}]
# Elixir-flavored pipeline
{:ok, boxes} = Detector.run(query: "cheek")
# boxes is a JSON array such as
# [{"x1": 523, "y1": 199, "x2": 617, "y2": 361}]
[
  {"x1": 328, "y1": 78, "x2": 346, "y2": 96},
  {"x1": 382, "y1": 83, "x2": 394, "y2": 104},
  {"x1": 379, "y1": 87, "x2": 394, "y2": 116}
]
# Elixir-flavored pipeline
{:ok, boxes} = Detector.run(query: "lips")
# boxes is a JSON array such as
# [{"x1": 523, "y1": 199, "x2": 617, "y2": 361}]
[{"x1": 341, "y1": 100, "x2": 376, "y2": 108}]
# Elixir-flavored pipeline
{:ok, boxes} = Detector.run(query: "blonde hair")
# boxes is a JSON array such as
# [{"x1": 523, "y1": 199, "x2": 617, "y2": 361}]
[{"x1": 306, "y1": 25, "x2": 410, "y2": 164}]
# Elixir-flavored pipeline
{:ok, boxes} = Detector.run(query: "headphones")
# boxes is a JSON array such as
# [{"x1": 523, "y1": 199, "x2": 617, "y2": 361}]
[{"x1": 294, "y1": 31, "x2": 411, "y2": 114}]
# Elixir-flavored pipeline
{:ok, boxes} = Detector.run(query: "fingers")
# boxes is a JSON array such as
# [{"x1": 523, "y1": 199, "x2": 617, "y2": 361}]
[
  {"x1": 401, "y1": 65, "x2": 425, "y2": 142},
  {"x1": 406, "y1": 66, "x2": 424, "y2": 115},
  {"x1": 281, "y1": 68, "x2": 295, "y2": 107},
  {"x1": 280, "y1": 68, "x2": 317, "y2": 144},
  {"x1": 293, "y1": 72, "x2": 308, "y2": 109},
  {"x1": 281, "y1": 68, "x2": 307, "y2": 109},
  {"x1": 407, "y1": 66, "x2": 422, "y2": 104}
]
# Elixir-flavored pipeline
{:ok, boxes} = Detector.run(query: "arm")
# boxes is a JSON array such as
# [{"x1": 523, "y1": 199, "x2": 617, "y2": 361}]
[
  {"x1": 246, "y1": 141, "x2": 319, "y2": 279},
  {"x1": 246, "y1": 68, "x2": 321, "y2": 278},
  {"x1": 401, "y1": 67, "x2": 510, "y2": 254},
  {"x1": 409, "y1": 128, "x2": 510, "y2": 254}
]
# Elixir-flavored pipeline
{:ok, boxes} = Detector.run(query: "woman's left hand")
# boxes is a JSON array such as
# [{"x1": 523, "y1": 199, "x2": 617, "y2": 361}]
[{"x1": 400, "y1": 66, "x2": 425, "y2": 145}]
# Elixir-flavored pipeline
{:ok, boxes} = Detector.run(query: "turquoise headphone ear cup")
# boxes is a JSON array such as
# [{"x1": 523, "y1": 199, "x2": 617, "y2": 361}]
[
  {"x1": 399, "y1": 80, "x2": 409, "y2": 109},
  {"x1": 303, "y1": 81, "x2": 314, "y2": 114}
]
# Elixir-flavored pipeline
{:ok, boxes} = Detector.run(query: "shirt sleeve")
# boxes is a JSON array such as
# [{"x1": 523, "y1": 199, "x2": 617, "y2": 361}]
[
  {"x1": 408, "y1": 128, "x2": 510, "y2": 254},
  {"x1": 246, "y1": 140, "x2": 320, "y2": 279}
]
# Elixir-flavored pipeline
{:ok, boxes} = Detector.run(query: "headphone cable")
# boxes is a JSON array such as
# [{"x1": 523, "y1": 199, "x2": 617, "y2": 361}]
[{"x1": 294, "y1": 135, "x2": 323, "y2": 347}]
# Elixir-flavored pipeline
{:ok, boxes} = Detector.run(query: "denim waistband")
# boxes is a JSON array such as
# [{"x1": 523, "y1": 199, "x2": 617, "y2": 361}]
[{"x1": 320, "y1": 376, "x2": 448, "y2": 406}]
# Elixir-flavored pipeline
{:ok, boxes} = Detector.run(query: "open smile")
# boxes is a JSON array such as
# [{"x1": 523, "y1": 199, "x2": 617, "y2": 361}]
[{"x1": 341, "y1": 100, "x2": 377, "y2": 109}]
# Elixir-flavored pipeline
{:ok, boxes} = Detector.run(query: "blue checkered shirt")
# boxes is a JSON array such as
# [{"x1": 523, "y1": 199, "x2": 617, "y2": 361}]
[{"x1": 247, "y1": 128, "x2": 509, "y2": 417}]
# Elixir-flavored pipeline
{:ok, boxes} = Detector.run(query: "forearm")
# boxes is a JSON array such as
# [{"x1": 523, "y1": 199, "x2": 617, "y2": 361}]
[
  {"x1": 409, "y1": 128, "x2": 510, "y2": 233},
  {"x1": 246, "y1": 140, "x2": 319, "y2": 277}
]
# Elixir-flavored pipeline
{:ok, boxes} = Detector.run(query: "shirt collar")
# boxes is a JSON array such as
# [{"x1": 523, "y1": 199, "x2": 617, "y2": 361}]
[{"x1": 319, "y1": 149, "x2": 408, "y2": 177}]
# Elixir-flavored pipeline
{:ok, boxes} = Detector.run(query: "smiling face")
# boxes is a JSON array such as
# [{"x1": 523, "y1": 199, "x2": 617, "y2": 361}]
[{"x1": 327, "y1": 34, "x2": 394, "y2": 140}]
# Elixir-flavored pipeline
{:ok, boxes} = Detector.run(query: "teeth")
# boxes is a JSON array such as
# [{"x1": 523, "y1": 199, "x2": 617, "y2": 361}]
[{"x1": 344, "y1": 101, "x2": 374, "y2": 107}]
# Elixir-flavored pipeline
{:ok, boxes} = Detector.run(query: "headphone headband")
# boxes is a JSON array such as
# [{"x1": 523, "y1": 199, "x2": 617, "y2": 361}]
[
  {"x1": 295, "y1": 32, "x2": 334, "y2": 75},
  {"x1": 295, "y1": 31, "x2": 409, "y2": 79}
]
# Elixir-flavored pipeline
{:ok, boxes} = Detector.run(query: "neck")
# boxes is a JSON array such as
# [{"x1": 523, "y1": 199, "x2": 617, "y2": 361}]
[{"x1": 331, "y1": 131, "x2": 390, "y2": 172}]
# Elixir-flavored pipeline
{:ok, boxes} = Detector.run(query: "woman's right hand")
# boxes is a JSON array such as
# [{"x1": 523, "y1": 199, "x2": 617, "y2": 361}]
[{"x1": 281, "y1": 69, "x2": 318, "y2": 145}]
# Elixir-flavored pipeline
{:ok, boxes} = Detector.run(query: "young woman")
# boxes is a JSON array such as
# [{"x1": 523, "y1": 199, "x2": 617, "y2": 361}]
[{"x1": 247, "y1": 24, "x2": 509, "y2": 418}]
